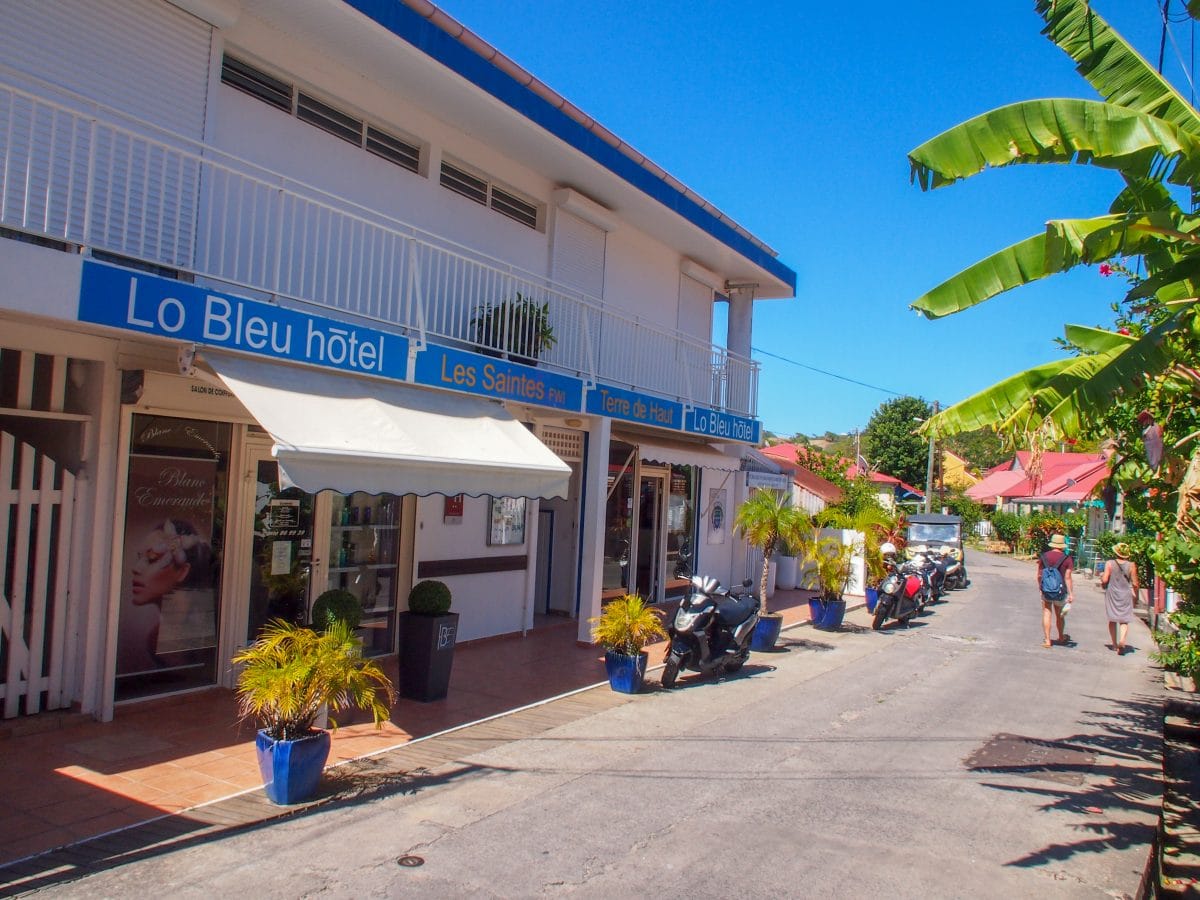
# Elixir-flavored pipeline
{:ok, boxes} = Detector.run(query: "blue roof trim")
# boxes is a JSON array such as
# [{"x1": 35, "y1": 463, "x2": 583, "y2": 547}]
[{"x1": 342, "y1": 0, "x2": 796, "y2": 293}]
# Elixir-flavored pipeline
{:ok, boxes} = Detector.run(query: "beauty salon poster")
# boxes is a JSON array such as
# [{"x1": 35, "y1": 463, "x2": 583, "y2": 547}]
[{"x1": 116, "y1": 454, "x2": 218, "y2": 676}]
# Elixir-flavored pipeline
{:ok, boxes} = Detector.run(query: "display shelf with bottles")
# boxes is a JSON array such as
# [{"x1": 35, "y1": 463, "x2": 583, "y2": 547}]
[{"x1": 328, "y1": 492, "x2": 400, "y2": 656}]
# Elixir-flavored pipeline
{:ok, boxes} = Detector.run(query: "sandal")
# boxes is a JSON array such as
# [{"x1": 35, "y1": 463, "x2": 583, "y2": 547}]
[
  {"x1": 1059, "y1": 634, "x2": 1071, "y2": 645},
  {"x1": 1043, "y1": 640, "x2": 1053, "y2": 648}
]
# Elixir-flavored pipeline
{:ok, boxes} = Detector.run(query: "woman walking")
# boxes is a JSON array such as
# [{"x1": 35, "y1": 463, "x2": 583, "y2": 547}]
[{"x1": 1101, "y1": 542, "x2": 1139, "y2": 655}]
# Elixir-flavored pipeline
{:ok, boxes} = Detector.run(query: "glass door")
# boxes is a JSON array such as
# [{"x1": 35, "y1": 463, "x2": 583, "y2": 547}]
[
  {"x1": 636, "y1": 470, "x2": 667, "y2": 601},
  {"x1": 115, "y1": 415, "x2": 231, "y2": 702},
  {"x1": 326, "y1": 492, "x2": 401, "y2": 656},
  {"x1": 244, "y1": 448, "x2": 315, "y2": 641}
]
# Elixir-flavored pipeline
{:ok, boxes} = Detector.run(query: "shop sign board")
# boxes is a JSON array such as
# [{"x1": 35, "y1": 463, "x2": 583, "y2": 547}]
[
  {"x1": 586, "y1": 381, "x2": 682, "y2": 429},
  {"x1": 746, "y1": 471, "x2": 790, "y2": 490},
  {"x1": 413, "y1": 343, "x2": 583, "y2": 411},
  {"x1": 685, "y1": 406, "x2": 760, "y2": 445},
  {"x1": 78, "y1": 261, "x2": 407, "y2": 380}
]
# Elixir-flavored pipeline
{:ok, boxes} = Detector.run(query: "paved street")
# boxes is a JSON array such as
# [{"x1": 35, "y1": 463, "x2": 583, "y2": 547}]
[{"x1": 29, "y1": 551, "x2": 1162, "y2": 898}]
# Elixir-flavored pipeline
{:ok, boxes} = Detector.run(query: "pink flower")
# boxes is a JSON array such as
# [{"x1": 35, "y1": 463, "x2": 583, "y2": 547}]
[
  {"x1": 1118, "y1": 327, "x2": 1131, "y2": 336},
  {"x1": 1099, "y1": 263, "x2": 1113, "y2": 276}
]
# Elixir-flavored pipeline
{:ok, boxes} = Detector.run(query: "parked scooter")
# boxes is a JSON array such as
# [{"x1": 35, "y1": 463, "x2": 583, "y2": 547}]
[
  {"x1": 871, "y1": 542, "x2": 924, "y2": 630},
  {"x1": 907, "y1": 545, "x2": 944, "y2": 606},
  {"x1": 938, "y1": 546, "x2": 969, "y2": 590},
  {"x1": 661, "y1": 554, "x2": 759, "y2": 689}
]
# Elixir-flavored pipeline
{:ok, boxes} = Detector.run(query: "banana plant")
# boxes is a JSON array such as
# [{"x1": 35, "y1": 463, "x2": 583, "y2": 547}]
[{"x1": 908, "y1": 0, "x2": 1200, "y2": 443}]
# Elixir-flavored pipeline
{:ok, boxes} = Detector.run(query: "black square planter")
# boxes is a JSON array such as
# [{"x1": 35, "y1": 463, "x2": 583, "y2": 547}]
[{"x1": 398, "y1": 611, "x2": 459, "y2": 702}]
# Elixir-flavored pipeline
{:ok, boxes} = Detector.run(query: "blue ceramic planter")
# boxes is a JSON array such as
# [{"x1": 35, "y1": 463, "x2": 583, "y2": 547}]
[
  {"x1": 604, "y1": 650, "x2": 648, "y2": 693},
  {"x1": 808, "y1": 599, "x2": 824, "y2": 623},
  {"x1": 865, "y1": 587, "x2": 879, "y2": 613},
  {"x1": 751, "y1": 614, "x2": 783, "y2": 651},
  {"x1": 817, "y1": 599, "x2": 847, "y2": 630},
  {"x1": 256, "y1": 728, "x2": 332, "y2": 805}
]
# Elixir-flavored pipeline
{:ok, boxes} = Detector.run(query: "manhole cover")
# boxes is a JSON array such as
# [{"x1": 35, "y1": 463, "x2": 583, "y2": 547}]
[{"x1": 964, "y1": 733, "x2": 1095, "y2": 785}]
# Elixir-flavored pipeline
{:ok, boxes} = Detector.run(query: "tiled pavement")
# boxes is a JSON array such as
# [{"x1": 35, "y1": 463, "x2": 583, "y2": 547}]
[{"x1": 0, "y1": 589, "x2": 823, "y2": 895}]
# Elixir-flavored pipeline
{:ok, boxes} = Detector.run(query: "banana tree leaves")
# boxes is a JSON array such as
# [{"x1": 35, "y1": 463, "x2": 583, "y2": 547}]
[
  {"x1": 1037, "y1": 0, "x2": 1200, "y2": 135},
  {"x1": 909, "y1": 99, "x2": 1200, "y2": 191},
  {"x1": 912, "y1": 215, "x2": 1172, "y2": 318},
  {"x1": 922, "y1": 315, "x2": 1185, "y2": 440},
  {"x1": 1062, "y1": 324, "x2": 1134, "y2": 353}
]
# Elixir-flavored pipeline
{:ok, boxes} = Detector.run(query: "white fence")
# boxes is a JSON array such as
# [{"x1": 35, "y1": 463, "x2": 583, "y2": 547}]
[
  {"x1": 0, "y1": 76, "x2": 758, "y2": 416},
  {"x1": 0, "y1": 431, "x2": 76, "y2": 718}
]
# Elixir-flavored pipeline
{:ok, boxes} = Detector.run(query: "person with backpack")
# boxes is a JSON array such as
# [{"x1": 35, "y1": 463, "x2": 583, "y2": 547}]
[
  {"x1": 1036, "y1": 534, "x2": 1074, "y2": 648},
  {"x1": 1101, "y1": 542, "x2": 1139, "y2": 655}
]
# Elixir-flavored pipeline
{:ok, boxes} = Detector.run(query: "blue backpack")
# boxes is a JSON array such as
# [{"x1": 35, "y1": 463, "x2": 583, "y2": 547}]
[{"x1": 1039, "y1": 553, "x2": 1068, "y2": 601}]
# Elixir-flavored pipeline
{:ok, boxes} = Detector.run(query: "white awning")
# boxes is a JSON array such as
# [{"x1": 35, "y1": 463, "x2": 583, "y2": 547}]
[
  {"x1": 616, "y1": 433, "x2": 741, "y2": 472},
  {"x1": 203, "y1": 351, "x2": 571, "y2": 498}
]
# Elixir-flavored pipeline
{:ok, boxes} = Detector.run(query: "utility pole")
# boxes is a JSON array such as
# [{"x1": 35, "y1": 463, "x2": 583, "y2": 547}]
[{"x1": 924, "y1": 400, "x2": 938, "y2": 514}]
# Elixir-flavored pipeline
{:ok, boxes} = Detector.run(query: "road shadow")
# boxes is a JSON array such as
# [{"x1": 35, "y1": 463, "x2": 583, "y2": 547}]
[{"x1": 963, "y1": 692, "x2": 1161, "y2": 871}]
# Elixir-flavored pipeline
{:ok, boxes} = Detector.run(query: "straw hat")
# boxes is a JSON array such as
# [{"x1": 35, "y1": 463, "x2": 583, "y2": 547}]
[
  {"x1": 1112, "y1": 542, "x2": 1131, "y2": 560},
  {"x1": 1048, "y1": 534, "x2": 1067, "y2": 550}
]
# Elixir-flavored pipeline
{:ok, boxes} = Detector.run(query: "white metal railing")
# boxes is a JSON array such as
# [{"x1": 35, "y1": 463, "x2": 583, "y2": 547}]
[{"x1": 0, "y1": 77, "x2": 758, "y2": 416}]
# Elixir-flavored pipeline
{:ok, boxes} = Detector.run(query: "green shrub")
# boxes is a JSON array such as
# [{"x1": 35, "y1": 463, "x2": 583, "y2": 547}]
[
  {"x1": 408, "y1": 580, "x2": 452, "y2": 616},
  {"x1": 989, "y1": 511, "x2": 1022, "y2": 546},
  {"x1": 1153, "y1": 610, "x2": 1200, "y2": 678},
  {"x1": 310, "y1": 589, "x2": 362, "y2": 632}
]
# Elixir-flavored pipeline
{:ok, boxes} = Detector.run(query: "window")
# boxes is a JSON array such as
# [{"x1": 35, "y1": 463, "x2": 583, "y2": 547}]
[
  {"x1": 440, "y1": 160, "x2": 541, "y2": 230},
  {"x1": 220, "y1": 54, "x2": 422, "y2": 175}
]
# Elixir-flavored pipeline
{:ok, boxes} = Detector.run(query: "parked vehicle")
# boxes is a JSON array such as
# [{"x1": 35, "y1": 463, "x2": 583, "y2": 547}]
[
  {"x1": 906, "y1": 513, "x2": 969, "y2": 590},
  {"x1": 937, "y1": 546, "x2": 967, "y2": 590},
  {"x1": 661, "y1": 572, "x2": 760, "y2": 689},
  {"x1": 908, "y1": 545, "x2": 946, "y2": 604},
  {"x1": 871, "y1": 542, "x2": 923, "y2": 630}
]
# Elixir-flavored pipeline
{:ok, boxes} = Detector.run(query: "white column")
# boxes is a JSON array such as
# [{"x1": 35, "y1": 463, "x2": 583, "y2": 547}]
[
  {"x1": 725, "y1": 286, "x2": 755, "y2": 360},
  {"x1": 576, "y1": 416, "x2": 611, "y2": 644}
]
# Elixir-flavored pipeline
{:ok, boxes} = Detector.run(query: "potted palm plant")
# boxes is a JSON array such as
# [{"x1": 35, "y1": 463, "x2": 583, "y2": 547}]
[
  {"x1": 471, "y1": 292, "x2": 557, "y2": 365},
  {"x1": 812, "y1": 536, "x2": 856, "y2": 630},
  {"x1": 233, "y1": 619, "x2": 395, "y2": 805},
  {"x1": 734, "y1": 490, "x2": 813, "y2": 650},
  {"x1": 590, "y1": 593, "x2": 667, "y2": 693}
]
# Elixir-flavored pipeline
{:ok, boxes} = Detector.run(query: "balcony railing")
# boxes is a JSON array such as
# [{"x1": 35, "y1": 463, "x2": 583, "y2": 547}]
[{"x1": 0, "y1": 76, "x2": 758, "y2": 417}]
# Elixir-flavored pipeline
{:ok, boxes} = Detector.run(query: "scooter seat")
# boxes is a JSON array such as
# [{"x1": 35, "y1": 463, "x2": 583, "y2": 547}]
[{"x1": 716, "y1": 594, "x2": 757, "y2": 626}]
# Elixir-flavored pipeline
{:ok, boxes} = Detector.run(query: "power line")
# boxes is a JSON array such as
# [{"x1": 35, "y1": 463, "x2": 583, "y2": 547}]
[{"x1": 751, "y1": 345, "x2": 905, "y2": 397}]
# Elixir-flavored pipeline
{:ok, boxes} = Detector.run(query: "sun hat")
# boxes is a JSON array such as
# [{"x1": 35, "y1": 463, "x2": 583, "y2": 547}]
[
  {"x1": 1048, "y1": 534, "x2": 1067, "y2": 550},
  {"x1": 1112, "y1": 542, "x2": 1131, "y2": 559}
]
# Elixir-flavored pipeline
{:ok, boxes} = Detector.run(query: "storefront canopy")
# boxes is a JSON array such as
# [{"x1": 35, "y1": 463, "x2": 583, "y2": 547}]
[
  {"x1": 203, "y1": 351, "x2": 571, "y2": 498},
  {"x1": 616, "y1": 433, "x2": 741, "y2": 472}
]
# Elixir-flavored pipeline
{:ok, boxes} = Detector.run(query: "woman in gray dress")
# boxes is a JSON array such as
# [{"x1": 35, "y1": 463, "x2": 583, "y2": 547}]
[{"x1": 1101, "y1": 542, "x2": 1139, "y2": 655}]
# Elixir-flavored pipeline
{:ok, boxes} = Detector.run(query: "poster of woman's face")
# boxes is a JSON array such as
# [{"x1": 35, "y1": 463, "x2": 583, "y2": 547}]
[{"x1": 116, "y1": 455, "x2": 217, "y2": 676}]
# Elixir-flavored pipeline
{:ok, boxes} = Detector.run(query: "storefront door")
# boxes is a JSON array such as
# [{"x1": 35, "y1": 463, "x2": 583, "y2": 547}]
[
  {"x1": 241, "y1": 443, "x2": 317, "y2": 642},
  {"x1": 635, "y1": 470, "x2": 667, "y2": 602}
]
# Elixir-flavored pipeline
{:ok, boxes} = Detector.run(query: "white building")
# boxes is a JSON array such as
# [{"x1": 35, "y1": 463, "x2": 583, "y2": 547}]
[{"x1": 0, "y1": 0, "x2": 795, "y2": 721}]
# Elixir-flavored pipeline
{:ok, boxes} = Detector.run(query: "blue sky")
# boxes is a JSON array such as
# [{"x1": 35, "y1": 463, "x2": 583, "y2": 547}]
[{"x1": 435, "y1": 1, "x2": 1189, "y2": 437}]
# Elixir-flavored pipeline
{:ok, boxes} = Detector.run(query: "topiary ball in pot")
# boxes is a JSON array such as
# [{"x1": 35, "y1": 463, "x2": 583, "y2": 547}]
[
  {"x1": 311, "y1": 589, "x2": 362, "y2": 632},
  {"x1": 408, "y1": 580, "x2": 452, "y2": 616}
]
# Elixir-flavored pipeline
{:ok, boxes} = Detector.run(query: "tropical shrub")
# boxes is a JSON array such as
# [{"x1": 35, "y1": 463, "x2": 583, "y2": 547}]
[{"x1": 590, "y1": 594, "x2": 666, "y2": 657}]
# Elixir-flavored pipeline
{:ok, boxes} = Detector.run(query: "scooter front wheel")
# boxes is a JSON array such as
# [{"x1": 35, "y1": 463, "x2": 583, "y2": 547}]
[
  {"x1": 661, "y1": 653, "x2": 682, "y2": 689},
  {"x1": 872, "y1": 608, "x2": 888, "y2": 631},
  {"x1": 723, "y1": 648, "x2": 750, "y2": 674}
]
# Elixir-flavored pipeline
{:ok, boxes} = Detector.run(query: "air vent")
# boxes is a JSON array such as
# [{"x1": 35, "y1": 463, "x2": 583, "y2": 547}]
[
  {"x1": 440, "y1": 162, "x2": 488, "y2": 205},
  {"x1": 366, "y1": 126, "x2": 420, "y2": 174},
  {"x1": 540, "y1": 426, "x2": 583, "y2": 462},
  {"x1": 297, "y1": 92, "x2": 363, "y2": 146},
  {"x1": 491, "y1": 187, "x2": 538, "y2": 229},
  {"x1": 221, "y1": 56, "x2": 291, "y2": 113}
]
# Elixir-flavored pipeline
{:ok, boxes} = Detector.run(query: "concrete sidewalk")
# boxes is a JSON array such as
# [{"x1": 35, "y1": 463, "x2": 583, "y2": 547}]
[{"x1": 0, "y1": 590, "x2": 825, "y2": 896}]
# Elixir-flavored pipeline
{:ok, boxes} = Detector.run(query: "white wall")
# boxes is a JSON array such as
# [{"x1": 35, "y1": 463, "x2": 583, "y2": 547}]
[{"x1": 412, "y1": 494, "x2": 534, "y2": 642}]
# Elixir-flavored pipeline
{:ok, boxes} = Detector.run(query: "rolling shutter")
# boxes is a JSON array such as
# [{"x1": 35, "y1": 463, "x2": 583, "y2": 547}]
[
  {"x1": 552, "y1": 209, "x2": 606, "y2": 300},
  {"x1": 0, "y1": 0, "x2": 212, "y2": 139}
]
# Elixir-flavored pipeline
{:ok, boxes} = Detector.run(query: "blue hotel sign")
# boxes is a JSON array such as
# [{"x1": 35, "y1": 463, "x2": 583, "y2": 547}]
[
  {"x1": 685, "y1": 406, "x2": 761, "y2": 445},
  {"x1": 78, "y1": 261, "x2": 408, "y2": 379},
  {"x1": 413, "y1": 343, "x2": 583, "y2": 411},
  {"x1": 586, "y1": 381, "x2": 682, "y2": 430}
]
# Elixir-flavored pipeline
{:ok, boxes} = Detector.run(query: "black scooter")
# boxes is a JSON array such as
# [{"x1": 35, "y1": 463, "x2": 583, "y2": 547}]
[
  {"x1": 871, "y1": 558, "x2": 924, "y2": 630},
  {"x1": 661, "y1": 558, "x2": 759, "y2": 689}
]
